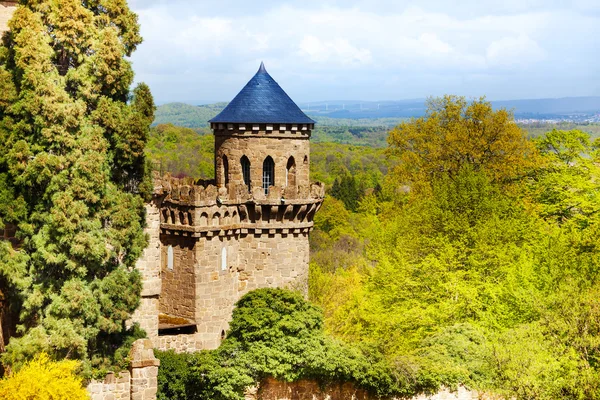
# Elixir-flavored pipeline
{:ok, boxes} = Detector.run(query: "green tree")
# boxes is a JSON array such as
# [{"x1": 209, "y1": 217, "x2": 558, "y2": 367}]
[
  {"x1": 0, "y1": 0, "x2": 153, "y2": 372},
  {"x1": 146, "y1": 123, "x2": 214, "y2": 179},
  {"x1": 387, "y1": 95, "x2": 538, "y2": 192},
  {"x1": 528, "y1": 129, "x2": 600, "y2": 226}
]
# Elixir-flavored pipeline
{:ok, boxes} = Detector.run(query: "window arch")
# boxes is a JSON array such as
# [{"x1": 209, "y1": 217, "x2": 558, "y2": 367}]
[
  {"x1": 241, "y1": 156, "x2": 251, "y2": 193},
  {"x1": 286, "y1": 156, "x2": 296, "y2": 187},
  {"x1": 222, "y1": 155, "x2": 229, "y2": 186},
  {"x1": 263, "y1": 156, "x2": 275, "y2": 195}
]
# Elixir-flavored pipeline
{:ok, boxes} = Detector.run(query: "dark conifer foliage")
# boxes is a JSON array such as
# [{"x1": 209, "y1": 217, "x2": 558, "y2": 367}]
[
  {"x1": 0, "y1": 0, "x2": 154, "y2": 372},
  {"x1": 330, "y1": 175, "x2": 363, "y2": 212}
]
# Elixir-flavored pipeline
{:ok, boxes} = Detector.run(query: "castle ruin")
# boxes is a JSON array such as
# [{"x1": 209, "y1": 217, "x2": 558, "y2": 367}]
[{"x1": 131, "y1": 63, "x2": 324, "y2": 351}]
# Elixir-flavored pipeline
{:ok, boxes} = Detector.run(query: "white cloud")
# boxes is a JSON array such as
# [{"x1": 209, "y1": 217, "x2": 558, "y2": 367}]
[
  {"x1": 129, "y1": 1, "x2": 600, "y2": 102},
  {"x1": 299, "y1": 35, "x2": 372, "y2": 66},
  {"x1": 486, "y1": 35, "x2": 546, "y2": 68}
]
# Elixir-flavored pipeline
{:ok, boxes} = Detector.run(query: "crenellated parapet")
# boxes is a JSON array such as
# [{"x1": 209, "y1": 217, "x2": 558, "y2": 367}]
[{"x1": 153, "y1": 173, "x2": 325, "y2": 238}]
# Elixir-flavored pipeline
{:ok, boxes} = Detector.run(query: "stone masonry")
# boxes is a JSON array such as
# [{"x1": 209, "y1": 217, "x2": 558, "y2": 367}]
[
  {"x1": 87, "y1": 339, "x2": 160, "y2": 400},
  {"x1": 246, "y1": 378, "x2": 490, "y2": 400},
  {"x1": 0, "y1": 1, "x2": 16, "y2": 34},
  {"x1": 126, "y1": 118, "x2": 325, "y2": 351}
]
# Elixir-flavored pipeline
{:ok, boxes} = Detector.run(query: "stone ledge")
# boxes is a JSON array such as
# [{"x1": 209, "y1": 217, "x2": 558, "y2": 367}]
[{"x1": 141, "y1": 279, "x2": 162, "y2": 297}]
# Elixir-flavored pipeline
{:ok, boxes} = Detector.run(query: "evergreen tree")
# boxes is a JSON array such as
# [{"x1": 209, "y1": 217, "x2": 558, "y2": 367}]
[
  {"x1": 329, "y1": 175, "x2": 362, "y2": 212},
  {"x1": 0, "y1": 0, "x2": 154, "y2": 372}
]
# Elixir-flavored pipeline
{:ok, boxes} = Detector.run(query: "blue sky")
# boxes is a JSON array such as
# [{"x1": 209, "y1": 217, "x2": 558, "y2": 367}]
[{"x1": 128, "y1": 0, "x2": 600, "y2": 105}]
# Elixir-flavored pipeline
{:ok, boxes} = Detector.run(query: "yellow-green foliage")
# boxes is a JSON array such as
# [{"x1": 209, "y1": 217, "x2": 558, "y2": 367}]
[
  {"x1": 0, "y1": 354, "x2": 89, "y2": 400},
  {"x1": 309, "y1": 117, "x2": 600, "y2": 398}
]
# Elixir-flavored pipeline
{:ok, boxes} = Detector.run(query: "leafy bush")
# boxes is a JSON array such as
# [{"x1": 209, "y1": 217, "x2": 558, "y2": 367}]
[
  {"x1": 0, "y1": 353, "x2": 88, "y2": 400},
  {"x1": 156, "y1": 288, "x2": 411, "y2": 400}
]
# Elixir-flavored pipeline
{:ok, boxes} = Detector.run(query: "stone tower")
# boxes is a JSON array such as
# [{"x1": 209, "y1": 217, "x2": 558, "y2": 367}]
[
  {"x1": 0, "y1": 1, "x2": 16, "y2": 34},
  {"x1": 133, "y1": 63, "x2": 324, "y2": 352}
]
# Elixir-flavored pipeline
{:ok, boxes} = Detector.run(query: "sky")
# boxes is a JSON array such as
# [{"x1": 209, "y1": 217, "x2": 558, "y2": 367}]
[{"x1": 128, "y1": 0, "x2": 600, "y2": 105}]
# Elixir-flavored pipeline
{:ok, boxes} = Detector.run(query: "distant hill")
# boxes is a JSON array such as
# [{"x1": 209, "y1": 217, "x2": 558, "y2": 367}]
[
  {"x1": 154, "y1": 96, "x2": 600, "y2": 128},
  {"x1": 153, "y1": 102, "x2": 226, "y2": 128}
]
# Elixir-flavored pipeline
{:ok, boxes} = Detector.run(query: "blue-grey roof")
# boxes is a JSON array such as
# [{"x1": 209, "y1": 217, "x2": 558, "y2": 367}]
[{"x1": 209, "y1": 63, "x2": 315, "y2": 125}]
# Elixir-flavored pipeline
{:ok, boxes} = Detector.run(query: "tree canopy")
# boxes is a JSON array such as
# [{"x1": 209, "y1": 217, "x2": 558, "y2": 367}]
[
  {"x1": 387, "y1": 95, "x2": 538, "y2": 191},
  {"x1": 310, "y1": 97, "x2": 600, "y2": 399},
  {"x1": 0, "y1": 0, "x2": 153, "y2": 373}
]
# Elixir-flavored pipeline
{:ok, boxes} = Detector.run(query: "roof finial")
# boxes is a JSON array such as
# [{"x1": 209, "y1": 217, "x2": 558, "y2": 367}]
[{"x1": 258, "y1": 61, "x2": 267, "y2": 73}]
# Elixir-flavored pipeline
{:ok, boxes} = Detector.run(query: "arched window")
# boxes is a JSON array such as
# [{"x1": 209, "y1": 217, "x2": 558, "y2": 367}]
[
  {"x1": 167, "y1": 245, "x2": 174, "y2": 270},
  {"x1": 263, "y1": 156, "x2": 275, "y2": 195},
  {"x1": 241, "y1": 156, "x2": 251, "y2": 193},
  {"x1": 222, "y1": 155, "x2": 229, "y2": 186},
  {"x1": 286, "y1": 156, "x2": 296, "y2": 187}
]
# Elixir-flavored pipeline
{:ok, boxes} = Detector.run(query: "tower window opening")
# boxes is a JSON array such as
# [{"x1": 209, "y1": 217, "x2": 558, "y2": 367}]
[
  {"x1": 263, "y1": 156, "x2": 275, "y2": 195},
  {"x1": 222, "y1": 155, "x2": 229, "y2": 186},
  {"x1": 167, "y1": 245, "x2": 174, "y2": 271},
  {"x1": 241, "y1": 156, "x2": 251, "y2": 193},
  {"x1": 221, "y1": 246, "x2": 227, "y2": 271},
  {"x1": 286, "y1": 156, "x2": 296, "y2": 187}
]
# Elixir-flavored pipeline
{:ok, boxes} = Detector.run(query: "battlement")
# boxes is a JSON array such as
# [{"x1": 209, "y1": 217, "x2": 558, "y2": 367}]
[
  {"x1": 154, "y1": 173, "x2": 325, "y2": 205},
  {"x1": 211, "y1": 123, "x2": 313, "y2": 139},
  {"x1": 154, "y1": 173, "x2": 325, "y2": 238}
]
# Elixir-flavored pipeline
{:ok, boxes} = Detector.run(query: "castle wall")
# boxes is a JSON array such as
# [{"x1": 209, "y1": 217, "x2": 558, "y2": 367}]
[
  {"x1": 150, "y1": 173, "x2": 323, "y2": 351},
  {"x1": 87, "y1": 339, "x2": 160, "y2": 400},
  {"x1": 193, "y1": 233, "x2": 241, "y2": 349},
  {"x1": 130, "y1": 204, "x2": 162, "y2": 340},
  {"x1": 159, "y1": 235, "x2": 196, "y2": 321},
  {"x1": 0, "y1": 1, "x2": 16, "y2": 34},
  {"x1": 238, "y1": 231, "x2": 309, "y2": 293},
  {"x1": 192, "y1": 231, "x2": 310, "y2": 349}
]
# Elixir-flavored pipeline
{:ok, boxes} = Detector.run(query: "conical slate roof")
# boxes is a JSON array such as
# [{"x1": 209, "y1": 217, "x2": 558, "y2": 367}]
[{"x1": 209, "y1": 63, "x2": 315, "y2": 125}]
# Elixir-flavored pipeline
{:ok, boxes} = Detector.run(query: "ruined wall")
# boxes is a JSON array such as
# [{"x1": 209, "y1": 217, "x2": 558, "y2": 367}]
[
  {"x1": 246, "y1": 378, "x2": 370, "y2": 400},
  {"x1": 87, "y1": 339, "x2": 160, "y2": 400},
  {"x1": 247, "y1": 379, "x2": 485, "y2": 400},
  {"x1": 0, "y1": 1, "x2": 16, "y2": 34},
  {"x1": 88, "y1": 372, "x2": 131, "y2": 400}
]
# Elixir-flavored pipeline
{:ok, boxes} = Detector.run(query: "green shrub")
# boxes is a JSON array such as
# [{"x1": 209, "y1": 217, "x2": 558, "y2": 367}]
[{"x1": 156, "y1": 288, "x2": 412, "y2": 400}]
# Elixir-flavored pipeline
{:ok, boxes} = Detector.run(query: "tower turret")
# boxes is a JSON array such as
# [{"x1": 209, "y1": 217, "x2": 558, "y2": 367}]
[
  {"x1": 210, "y1": 62, "x2": 315, "y2": 196},
  {"x1": 143, "y1": 63, "x2": 324, "y2": 351}
]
